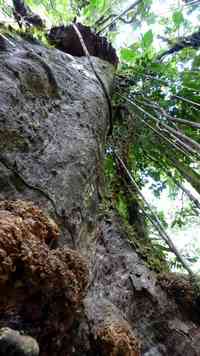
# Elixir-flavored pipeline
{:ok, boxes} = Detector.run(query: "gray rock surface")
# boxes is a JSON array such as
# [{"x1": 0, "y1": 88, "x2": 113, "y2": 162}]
[
  {"x1": 0, "y1": 35, "x2": 114, "y2": 248},
  {"x1": 83, "y1": 215, "x2": 200, "y2": 355},
  {"x1": 0, "y1": 328, "x2": 39, "y2": 356}
]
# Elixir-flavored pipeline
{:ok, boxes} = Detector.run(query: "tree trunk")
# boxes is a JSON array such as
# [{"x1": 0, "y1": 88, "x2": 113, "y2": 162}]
[{"x1": 0, "y1": 34, "x2": 200, "y2": 356}]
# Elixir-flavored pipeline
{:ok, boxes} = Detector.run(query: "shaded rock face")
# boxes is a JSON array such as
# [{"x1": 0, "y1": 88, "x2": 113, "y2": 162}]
[
  {"x1": 81, "y1": 216, "x2": 200, "y2": 356},
  {"x1": 0, "y1": 35, "x2": 200, "y2": 356},
  {"x1": 0, "y1": 35, "x2": 114, "y2": 248},
  {"x1": 0, "y1": 327, "x2": 39, "y2": 356}
]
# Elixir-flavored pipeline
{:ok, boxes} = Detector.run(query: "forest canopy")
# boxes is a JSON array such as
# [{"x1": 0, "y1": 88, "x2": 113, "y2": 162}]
[{"x1": 0, "y1": 0, "x2": 200, "y2": 275}]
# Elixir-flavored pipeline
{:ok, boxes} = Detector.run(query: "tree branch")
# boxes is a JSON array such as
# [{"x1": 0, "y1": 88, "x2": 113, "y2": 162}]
[
  {"x1": 165, "y1": 153, "x2": 200, "y2": 195},
  {"x1": 95, "y1": 12, "x2": 137, "y2": 30},
  {"x1": 98, "y1": 0, "x2": 143, "y2": 33},
  {"x1": 12, "y1": 0, "x2": 44, "y2": 28},
  {"x1": 140, "y1": 95, "x2": 200, "y2": 129},
  {"x1": 120, "y1": 94, "x2": 196, "y2": 159},
  {"x1": 113, "y1": 151, "x2": 196, "y2": 278},
  {"x1": 158, "y1": 28, "x2": 200, "y2": 60},
  {"x1": 142, "y1": 148, "x2": 200, "y2": 211}
]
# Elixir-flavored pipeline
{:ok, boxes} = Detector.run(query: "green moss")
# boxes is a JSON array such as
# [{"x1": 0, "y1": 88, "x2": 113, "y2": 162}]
[
  {"x1": 98, "y1": 197, "x2": 169, "y2": 273},
  {"x1": 103, "y1": 154, "x2": 170, "y2": 274},
  {"x1": 10, "y1": 174, "x2": 26, "y2": 192},
  {"x1": 0, "y1": 23, "x2": 50, "y2": 48},
  {"x1": 123, "y1": 219, "x2": 169, "y2": 273},
  {"x1": 0, "y1": 129, "x2": 29, "y2": 153}
]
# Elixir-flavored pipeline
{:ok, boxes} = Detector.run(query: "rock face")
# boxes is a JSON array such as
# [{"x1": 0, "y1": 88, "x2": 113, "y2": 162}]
[
  {"x1": 0, "y1": 34, "x2": 113, "y2": 248},
  {"x1": 0, "y1": 34, "x2": 200, "y2": 356},
  {"x1": 83, "y1": 215, "x2": 200, "y2": 355},
  {"x1": 0, "y1": 327, "x2": 39, "y2": 356}
]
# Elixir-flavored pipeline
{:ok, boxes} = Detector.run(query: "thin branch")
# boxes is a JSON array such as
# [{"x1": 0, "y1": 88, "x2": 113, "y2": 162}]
[
  {"x1": 141, "y1": 101, "x2": 200, "y2": 156},
  {"x1": 12, "y1": 0, "x2": 44, "y2": 28},
  {"x1": 95, "y1": 14, "x2": 114, "y2": 28},
  {"x1": 165, "y1": 153, "x2": 200, "y2": 195},
  {"x1": 172, "y1": 94, "x2": 200, "y2": 109},
  {"x1": 158, "y1": 28, "x2": 200, "y2": 60},
  {"x1": 118, "y1": 69, "x2": 200, "y2": 93},
  {"x1": 161, "y1": 126, "x2": 200, "y2": 158},
  {"x1": 119, "y1": 94, "x2": 196, "y2": 159},
  {"x1": 165, "y1": 116, "x2": 200, "y2": 129},
  {"x1": 113, "y1": 151, "x2": 195, "y2": 278},
  {"x1": 140, "y1": 96, "x2": 200, "y2": 129},
  {"x1": 136, "y1": 112, "x2": 190, "y2": 157},
  {"x1": 98, "y1": 0, "x2": 143, "y2": 33},
  {"x1": 159, "y1": 121, "x2": 200, "y2": 155},
  {"x1": 127, "y1": 95, "x2": 200, "y2": 158},
  {"x1": 95, "y1": 13, "x2": 136, "y2": 29},
  {"x1": 142, "y1": 148, "x2": 200, "y2": 211},
  {"x1": 184, "y1": 0, "x2": 200, "y2": 8},
  {"x1": 93, "y1": 0, "x2": 119, "y2": 27},
  {"x1": 136, "y1": 97, "x2": 200, "y2": 155}
]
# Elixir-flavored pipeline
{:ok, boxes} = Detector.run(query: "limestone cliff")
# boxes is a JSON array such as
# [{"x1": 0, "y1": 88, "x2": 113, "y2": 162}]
[{"x1": 0, "y1": 31, "x2": 199, "y2": 356}]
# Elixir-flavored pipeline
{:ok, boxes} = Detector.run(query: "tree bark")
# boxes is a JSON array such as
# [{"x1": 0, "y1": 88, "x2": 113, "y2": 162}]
[{"x1": 0, "y1": 34, "x2": 200, "y2": 356}]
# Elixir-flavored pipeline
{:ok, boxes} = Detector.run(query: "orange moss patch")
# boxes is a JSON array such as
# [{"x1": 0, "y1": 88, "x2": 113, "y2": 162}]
[
  {"x1": 158, "y1": 272, "x2": 195, "y2": 311},
  {"x1": 0, "y1": 200, "x2": 89, "y2": 355},
  {"x1": 0, "y1": 200, "x2": 59, "y2": 245},
  {"x1": 96, "y1": 321, "x2": 141, "y2": 356}
]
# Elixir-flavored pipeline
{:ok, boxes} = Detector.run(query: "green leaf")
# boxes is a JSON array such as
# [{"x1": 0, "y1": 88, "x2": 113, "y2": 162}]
[
  {"x1": 120, "y1": 48, "x2": 136, "y2": 62},
  {"x1": 172, "y1": 10, "x2": 184, "y2": 27},
  {"x1": 91, "y1": 0, "x2": 99, "y2": 6},
  {"x1": 116, "y1": 196, "x2": 128, "y2": 219},
  {"x1": 142, "y1": 30, "x2": 153, "y2": 48},
  {"x1": 91, "y1": 0, "x2": 106, "y2": 10}
]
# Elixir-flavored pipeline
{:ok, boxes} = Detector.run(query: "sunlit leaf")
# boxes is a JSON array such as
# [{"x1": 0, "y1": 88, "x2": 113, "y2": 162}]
[
  {"x1": 142, "y1": 30, "x2": 153, "y2": 48},
  {"x1": 172, "y1": 10, "x2": 184, "y2": 27},
  {"x1": 120, "y1": 48, "x2": 137, "y2": 62}
]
